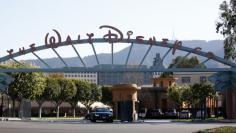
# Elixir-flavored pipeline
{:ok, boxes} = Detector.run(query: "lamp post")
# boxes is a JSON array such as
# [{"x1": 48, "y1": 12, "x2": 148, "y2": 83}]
[
  {"x1": 1, "y1": 93, "x2": 3, "y2": 117},
  {"x1": 7, "y1": 87, "x2": 10, "y2": 117}
]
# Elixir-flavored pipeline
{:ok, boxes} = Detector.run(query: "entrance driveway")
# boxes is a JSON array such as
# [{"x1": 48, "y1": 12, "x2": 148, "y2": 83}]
[{"x1": 0, "y1": 120, "x2": 236, "y2": 133}]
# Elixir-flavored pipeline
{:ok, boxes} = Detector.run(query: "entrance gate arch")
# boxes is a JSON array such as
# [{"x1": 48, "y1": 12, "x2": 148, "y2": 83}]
[
  {"x1": 0, "y1": 25, "x2": 235, "y2": 73},
  {"x1": 0, "y1": 25, "x2": 235, "y2": 118}
]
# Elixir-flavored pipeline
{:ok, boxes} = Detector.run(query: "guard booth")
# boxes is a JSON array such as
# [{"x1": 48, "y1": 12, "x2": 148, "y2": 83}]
[{"x1": 112, "y1": 84, "x2": 139, "y2": 122}]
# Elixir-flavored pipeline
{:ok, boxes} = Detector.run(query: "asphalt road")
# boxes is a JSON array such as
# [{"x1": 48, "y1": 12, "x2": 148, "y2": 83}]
[{"x1": 0, "y1": 120, "x2": 236, "y2": 133}]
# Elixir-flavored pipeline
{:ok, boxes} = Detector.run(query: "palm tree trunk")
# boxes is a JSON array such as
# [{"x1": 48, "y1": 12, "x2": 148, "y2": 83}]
[
  {"x1": 87, "y1": 108, "x2": 90, "y2": 114},
  {"x1": 204, "y1": 99, "x2": 207, "y2": 120},
  {"x1": 73, "y1": 107, "x2": 76, "y2": 118},
  {"x1": 12, "y1": 99, "x2": 16, "y2": 117},
  {"x1": 56, "y1": 105, "x2": 60, "y2": 118},
  {"x1": 85, "y1": 104, "x2": 90, "y2": 114},
  {"x1": 1, "y1": 94, "x2": 3, "y2": 117},
  {"x1": 38, "y1": 103, "x2": 43, "y2": 118}
]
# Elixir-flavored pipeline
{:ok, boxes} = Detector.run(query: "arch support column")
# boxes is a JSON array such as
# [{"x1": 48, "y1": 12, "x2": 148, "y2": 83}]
[{"x1": 225, "y1": 88, "x2": 236, "y2": 119}]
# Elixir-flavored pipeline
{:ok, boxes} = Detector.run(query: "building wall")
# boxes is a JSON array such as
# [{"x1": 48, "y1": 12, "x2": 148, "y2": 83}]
[
  {"x1": 98, "y1": 72, "x2": 152, "y2": 86},
  {"x1": 138, "y1": 77, "x2": 176, "y2": 111},
  {"x1": 153, "y1": 77, "x2": 175, "y2": 87},
  {"x1": 138, "y1": 87, "x2": 172, "y2": 110},
  {"x1": 112, "y1": 84, "x2": 139, "y2": 121}
]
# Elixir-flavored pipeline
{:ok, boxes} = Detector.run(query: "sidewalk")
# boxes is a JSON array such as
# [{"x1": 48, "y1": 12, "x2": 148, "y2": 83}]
[
  {"x1": 1, "y1": 117, "x2": 84, "y2": 122},
  {"x1": 192, "y1": 119, "x2": 236, "y2": 123},
  {"x1": 172, "y1": 119, "x2": 236, "y2": 123},
  {"x1": 2, "y1": 117, "x2": 236, "y2": 123},
  {"x1": 0, "y1": 117, "x2": 21, "y2": 121}
]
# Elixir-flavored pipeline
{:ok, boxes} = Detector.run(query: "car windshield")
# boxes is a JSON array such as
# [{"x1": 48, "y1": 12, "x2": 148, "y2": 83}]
[
  {"x1": 139, "y1": 109, "x2": 146, "y2": 113},
  {"x1": 167, "y1": 109, "x2": 176, "y2": 112},
  {"x1": 95, "y1": 108, "x2": 109, "y2": 112}
]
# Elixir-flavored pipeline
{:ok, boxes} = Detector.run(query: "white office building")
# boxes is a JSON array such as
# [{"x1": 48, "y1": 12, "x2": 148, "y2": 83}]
[{"x1": 63, "y1": 72, "x2": 98, "y2": 85}]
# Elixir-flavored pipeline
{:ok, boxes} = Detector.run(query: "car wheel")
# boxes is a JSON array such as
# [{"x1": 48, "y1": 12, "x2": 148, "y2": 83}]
[{"x1": 90, "y1": 119, "x2": 96, "y2": 122}]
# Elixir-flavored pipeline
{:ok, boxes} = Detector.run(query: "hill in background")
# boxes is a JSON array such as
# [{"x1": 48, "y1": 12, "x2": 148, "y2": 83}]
[{"x1": 24, "y1": 40, "x2": 226, "y2": 68}]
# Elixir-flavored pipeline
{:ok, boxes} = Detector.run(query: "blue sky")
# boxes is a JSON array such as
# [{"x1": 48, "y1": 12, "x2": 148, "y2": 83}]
[{"x1": 0, "y1": 0, "x2": 224, "y2": 59}]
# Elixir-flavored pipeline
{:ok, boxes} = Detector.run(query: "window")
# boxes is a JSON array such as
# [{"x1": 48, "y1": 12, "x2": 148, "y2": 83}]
[
  {"x1": 181, "y1": 77, "x2": 191, "y2": 83},
  {"x1": 200, "y1": 76, "x2": 207, "y2": 83},
  {"x1": 160, "y1": 81, "x2": 163, "y2": 87}
]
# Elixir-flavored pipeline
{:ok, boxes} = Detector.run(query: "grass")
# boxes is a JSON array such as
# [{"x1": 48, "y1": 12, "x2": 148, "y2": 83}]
[
  {"x1": 32, "y1": 117, "x2": 84, "y2": 120},
  {"x1": 205, "y1": 117, "x2": 224, "y2": 120},
  {"x1": 172, "y1": 117, "x2": 225, "y2": 123},
  {"x1": 194, "y1": 126, "x2": 236, "y2": 133},
  {"x1": 172, "y1": 119, "x2": 192, "y2": 122}
]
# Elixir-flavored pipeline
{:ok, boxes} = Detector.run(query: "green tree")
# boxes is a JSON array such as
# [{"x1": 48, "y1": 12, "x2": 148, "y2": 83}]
[
  {"x1": 216, "y1": 0, "x2": 236, "y2": 60},
  {"x1": 45, "y1": 77, "x2": 77, "y2": 118},
  {"x1": 192, "y1": 82, "x2": 215, "y2": 119},
  {"x1": 69, "y1": 80, "x2": 91, "y2": 116},
  {"x1": 101, "y1": 86, "x2": 113, "y2": 105},
  {"x1": 169, "y1": 56, "x2": 206, "y2": 68},
  {"x1": 181, "y1": 85, "x2": 194, "y2": 108},
  {"x1": 44, "y1": 78, "x2": 61, "y2": 117},
  {"x1": 69, "y1": 80, "x2": 84, "y2": 117},
  {"x1": 48, "y1": 73, "x2": 64, "y2": 79},
  {"x1": 6, "y1": 62, "x2": 46, "y2": 117},
  {"x1": 32, "y1": 74, "x2": 46, "y2": 118},
  {"x1": 161, "y1": 56, "x2": 206, "y2": 77},
  {"x1": 52, "y1": 78, "x2": 76, "y2": 118},
  {"x1": 167, "y1": 84, "x2": 183, "y2": 109},
  {"x1": 35, "y1": 86, "x2": 47, "y2": 118},
  {"x1": 59, "y1": 79, "x2": 76, "y2": 117},
  {"x1": 79, "y1": 83, "x2": 102, "y2": 114},
  {"x1": 181, "y1": 85, "x2": 200, "y2": 119},
  {"x1": 90, "y1": 84, "x2": 102, "y2": 103},
  {"x1": 0, "y1": 72, "x2": 13, "y2": 117}
]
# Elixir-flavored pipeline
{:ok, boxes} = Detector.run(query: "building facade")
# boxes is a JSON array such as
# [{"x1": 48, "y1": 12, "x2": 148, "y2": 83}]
[
  {"x1": 138, "y1": 77, "x2": 176, "y2": 111},
  {"x1": 173, "y1": 72, "x2": 216, "y2": 85},
  {"x1": 138, "y1": 72, "x2": 223, "y2": 115},
  {"x1": 96, "y1": 65, "x2": 152, "y2": 86}
]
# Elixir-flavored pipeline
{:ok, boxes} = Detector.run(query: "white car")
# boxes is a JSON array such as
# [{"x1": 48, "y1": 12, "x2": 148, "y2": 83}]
[
  {"x1": 179, "y1": 110, "x2": 191, "y2": 119},
  {"x1": 164, "y1": 109, "x2": 178, "y2": 118}
]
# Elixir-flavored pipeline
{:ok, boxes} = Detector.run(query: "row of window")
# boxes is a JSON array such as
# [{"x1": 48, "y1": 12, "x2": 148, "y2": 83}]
[
  {"x1": 181, "y1": 76, "x2": 207, "y2": 83},
  {"x1": 81, "y1": 79, "x2": 97, "y2": 83},
  {"x1": 64, "y1": 74, "x2": 96, "y2": 78}
]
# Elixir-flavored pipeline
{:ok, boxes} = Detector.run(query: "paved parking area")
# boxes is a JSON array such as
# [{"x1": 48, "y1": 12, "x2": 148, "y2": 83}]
[{"x1": 0, "y1": 120, "x2": 236, "y2": 133}]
